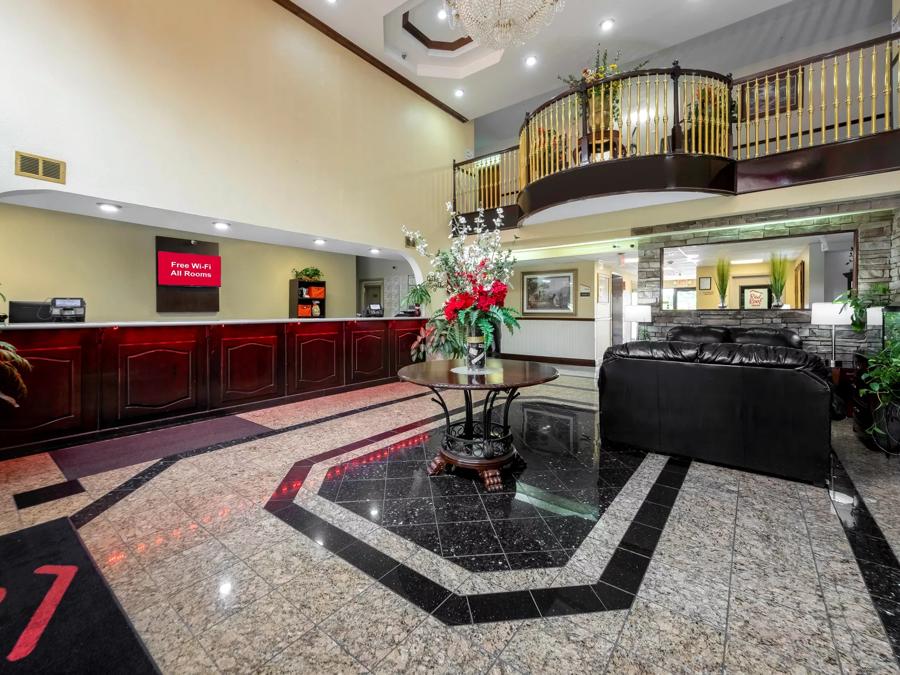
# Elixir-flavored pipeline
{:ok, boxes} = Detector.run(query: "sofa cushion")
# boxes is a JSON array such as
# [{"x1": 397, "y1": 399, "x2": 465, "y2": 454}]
[
  {"x1": 605, "y1": 341, "x2": 700, "y2": 362},
  {"x1": 696, "y1": 343, "x2": 826, "y2": 375},
  {"x1": 665, "y1": 325, "x2": 730, "y2": 344},
  {"x1": 730, "y1": 327, "x2": 803, "y2": 349}
]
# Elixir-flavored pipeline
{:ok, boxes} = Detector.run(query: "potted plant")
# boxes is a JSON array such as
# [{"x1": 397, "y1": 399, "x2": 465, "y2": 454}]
[
  {"x1": 402, "y1": 283, "x2": 432, "y2": 318},
  {"x1": 769, "y1": 254, "x2": 789, "y2": 309},
  {"x1": 560, "y1": 48, "x2": 647, "y2": 131},
  {"x1": 860, "y1": 339, "x2": 900, "y2": 455},
  {"x1": 834, "y1": 283, "x2": 891, "y2": 332},
  {"x1": 292, "y1": 267, "x2": 323, "y2": 281},
  {"x1": 403, "y1": 204, "x2": 520, "y2": 370},
  {"x1": 714, "y1": 259, "x2": 730, "y2": 309},
  {"x1": 0, "y1": 341, "x2": 31, "y2": 408}
]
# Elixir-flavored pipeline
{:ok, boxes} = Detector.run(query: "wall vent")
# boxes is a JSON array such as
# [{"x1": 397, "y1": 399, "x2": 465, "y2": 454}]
[{"x1": 15, "y1": 151, "x2": 66, "y2": 184}]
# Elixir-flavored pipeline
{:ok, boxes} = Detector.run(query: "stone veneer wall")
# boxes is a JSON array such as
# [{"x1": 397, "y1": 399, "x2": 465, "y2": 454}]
[{"x1": 634, "y1": 196, "x2": 900, "y2": 364}]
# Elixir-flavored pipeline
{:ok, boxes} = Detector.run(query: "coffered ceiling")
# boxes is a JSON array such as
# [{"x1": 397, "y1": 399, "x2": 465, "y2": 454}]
[{"x1": 285, "y1": 0, "x2": 795, "y2": 119}]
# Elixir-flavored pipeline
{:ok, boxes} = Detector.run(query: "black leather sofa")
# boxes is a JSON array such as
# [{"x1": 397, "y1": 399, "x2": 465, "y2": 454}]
[{"x1": 598, "y1": 325, "x2": 840, "y2": 484}]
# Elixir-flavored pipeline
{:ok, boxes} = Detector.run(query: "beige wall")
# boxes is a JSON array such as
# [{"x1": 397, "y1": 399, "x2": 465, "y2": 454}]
[
  {"x1": 509, "y1": 261, "x2": 595, "y2": 318},
  {"x1": 0, "y1": 0, "x2": 472, "y2": 253},
  {"x1": 0, "y1": 204, "x2": 358, "y2": 322}
]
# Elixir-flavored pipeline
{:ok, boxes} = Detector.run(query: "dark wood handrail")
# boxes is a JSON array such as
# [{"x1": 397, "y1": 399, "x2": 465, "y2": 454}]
[
  {"x1": 454, "y1": 145, "x2": 519, "y2": 169},
  {"x1": 733, "y1": 31, "x2": 900, "y2": 85}
]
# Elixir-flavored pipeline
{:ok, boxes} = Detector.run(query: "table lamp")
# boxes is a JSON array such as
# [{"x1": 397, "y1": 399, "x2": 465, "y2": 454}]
[
  {"x1": 623, "y1": 304, "x2": 652, "y2": 340},
  {"x1": 810, "y1": 302, "x2": 852, "y2": 367}
]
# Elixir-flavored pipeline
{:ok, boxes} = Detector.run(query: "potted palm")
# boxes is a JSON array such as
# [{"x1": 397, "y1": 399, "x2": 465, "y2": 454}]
[
  {"x1": 0, "y1": 341, "x2": 31, "y2": 408},
  {"x1": 769, "y1": 254, "x2": 789, "y2": 309},
  {"x1": 714, "y1": 259, "x2": 730, "y2": 309},
  {"x1": 835, "y1": 283, "x2": 891, "y2": 332},
  {"x1": 402, "y1": 283, "x2": 431, "y2": 317},
  {"x1": 403, "y1": 205, "x2": 520, "y2": 371},
  {"x1": 860, "y1": 339, "x2": 900, "y2": 454}
]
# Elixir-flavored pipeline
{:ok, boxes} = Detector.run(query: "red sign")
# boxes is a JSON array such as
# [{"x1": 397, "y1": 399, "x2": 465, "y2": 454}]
[{"x1": 157, "y1": 251, "x2": 221, "y2": 287}]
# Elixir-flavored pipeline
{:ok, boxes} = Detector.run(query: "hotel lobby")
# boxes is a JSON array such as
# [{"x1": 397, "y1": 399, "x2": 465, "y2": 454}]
[{"x1": 2, "y1": 0, "x2": 900, "y2": 673}]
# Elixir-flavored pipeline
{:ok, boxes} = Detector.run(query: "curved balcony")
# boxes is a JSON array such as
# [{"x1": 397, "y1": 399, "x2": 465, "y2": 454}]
[{"x1": 452, "y1": 32, "x2": 900, "y2": 227}]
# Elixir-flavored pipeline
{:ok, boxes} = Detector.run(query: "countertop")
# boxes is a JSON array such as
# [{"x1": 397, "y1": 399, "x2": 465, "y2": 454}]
[{"x1": 0, "y1": 316, "x2": 426, "y2": 331}]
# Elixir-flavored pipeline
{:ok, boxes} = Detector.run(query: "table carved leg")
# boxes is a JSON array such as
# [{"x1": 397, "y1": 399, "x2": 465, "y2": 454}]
[
  {"x1": 427, "y1": 454, "x2": 447, "y2": 476},
  {"x1": 479, "y1": 469, "x2": 503, "y2": 492}
]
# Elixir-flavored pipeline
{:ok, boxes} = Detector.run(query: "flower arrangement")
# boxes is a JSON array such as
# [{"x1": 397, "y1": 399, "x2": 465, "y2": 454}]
[
  {"x1": 403, "y1": 205, "x2": 520, "y2": 362},
  {"x1": 560, "y1": 48, "x2": 647, "y2": 126}
]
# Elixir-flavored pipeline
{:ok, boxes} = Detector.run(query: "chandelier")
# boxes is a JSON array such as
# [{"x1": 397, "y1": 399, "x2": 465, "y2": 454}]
[{"x1": 444, "y1": 0, "x2": 565, "y2": 50}]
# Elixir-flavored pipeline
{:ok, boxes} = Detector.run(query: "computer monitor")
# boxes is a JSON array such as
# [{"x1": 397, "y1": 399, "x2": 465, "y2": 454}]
[{"x1": 9, "y1": 301, "x2": 53, "y2": 324}]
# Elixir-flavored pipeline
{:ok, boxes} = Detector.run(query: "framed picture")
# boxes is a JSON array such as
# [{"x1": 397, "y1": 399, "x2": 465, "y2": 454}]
[
  {"x1": 523, "y1": 270, "x2": 576, "y2": 314},
  {"x1": 699, "y1": 276, "x2": 712, "y2": 291},
  {"x1": 740, "y1": 285, "x2": 772, "y2": 310},
  {"x1": 738, "y1": 72, "x2": 799, "y2": 122},
  {"x1": 596, "y1": 275, "x2": 610, "y2": 304}
]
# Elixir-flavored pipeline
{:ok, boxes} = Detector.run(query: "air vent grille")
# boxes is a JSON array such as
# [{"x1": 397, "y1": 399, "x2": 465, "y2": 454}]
[{"x1": 15, "y1": 151, "x2": 66, "y2": 184}]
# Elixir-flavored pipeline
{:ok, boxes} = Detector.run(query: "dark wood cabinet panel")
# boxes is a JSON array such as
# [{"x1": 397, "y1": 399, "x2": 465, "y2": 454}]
[
  {"x1": 347, "y1": 322, "x2": 388, "y2": 384},
  {"x1": 390, "y1": 321, "x2": 421, "y2": 374},
  {"x1": 101, "y1": 326, "x2": 207, "y2": 426},
  {"x1": 0, "y1": 330, "x2": 99, "y2": 445},
  {"x1": 288, "y1": 322, "x2": 344, "y2": 393},
  {"x1": 210, "y1": 325, "x2": 283, "y2": 407}
]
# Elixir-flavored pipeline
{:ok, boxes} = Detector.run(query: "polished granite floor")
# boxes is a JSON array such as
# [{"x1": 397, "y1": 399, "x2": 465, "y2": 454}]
[{"x1": 0, "y1": 373, "x2": 898, "y2": 673}]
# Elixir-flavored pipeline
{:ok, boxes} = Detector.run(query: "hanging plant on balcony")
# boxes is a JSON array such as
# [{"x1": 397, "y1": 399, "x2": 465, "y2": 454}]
[
  {"x1": 403, "y1": 205, "x2": 520, "y2": 368},
  {"x1": 559, "y1": 48, "x2": 647, "y2": 129}
]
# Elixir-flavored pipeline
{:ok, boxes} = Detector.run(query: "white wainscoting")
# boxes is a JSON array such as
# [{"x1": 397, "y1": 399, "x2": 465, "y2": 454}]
[{"x1": 502, "y1": 320, "x2": 595, "y2": 362}]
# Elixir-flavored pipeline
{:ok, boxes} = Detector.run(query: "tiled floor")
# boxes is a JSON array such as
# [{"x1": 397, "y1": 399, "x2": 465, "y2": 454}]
[{"x1": 1, "y1": 374, "x2": 899, "y2": 673}]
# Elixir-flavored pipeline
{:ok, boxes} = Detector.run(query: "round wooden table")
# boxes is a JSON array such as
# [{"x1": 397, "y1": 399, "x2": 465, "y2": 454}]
[{"x1": 398, "y1": 359, "x2": 559, "y2": 491}]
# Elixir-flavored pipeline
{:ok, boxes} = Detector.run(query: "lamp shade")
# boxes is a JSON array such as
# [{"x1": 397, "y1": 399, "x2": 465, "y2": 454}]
[
  {"x1": 811, "y1": 302, "x2": 852, "y2": 325},
  {"x1": 866, "y1": 306, "x2": 883, "y2": 327},
  {"x1": 623, "y1": 304, "x2": 652, "y2": 322}
]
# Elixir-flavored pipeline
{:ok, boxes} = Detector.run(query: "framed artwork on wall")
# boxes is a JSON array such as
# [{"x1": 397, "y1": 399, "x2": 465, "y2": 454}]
[
  {"x1": 740, "y1": 285, "x2": 772, "y2": 310},
  {"x1": 523, "y1": 270, "x2": 576, "y2": 314},
  {"x1": 698, "y1": 276, "x2": 712, "y2": 291}
]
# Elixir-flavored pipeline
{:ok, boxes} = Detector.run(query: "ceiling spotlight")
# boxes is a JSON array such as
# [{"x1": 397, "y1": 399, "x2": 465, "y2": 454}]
[
  {"x1": 213, "y1": 222, "x2": 230, "y2": 231},
  {"x1": 524, "y1": 55, "x2": 538, "y2": 67},
  {"x1": 97, "y1": 203, "x2": 121, "y2": 213},
  {"x1": 437, "y1": 8, "x2": 448, "y2": 20},
  {"x1": 314, "y1": 238, "x2": 326, "y2": 246},
  {"x1": 600, "y1": 18, "x2": 615, "y2": 32},
  {"x1": 369, "y1": 248, "x2": 381, "y2": 255},
  {"x1": 454, "y1": 89, "x2": 464, "y2": 98}
]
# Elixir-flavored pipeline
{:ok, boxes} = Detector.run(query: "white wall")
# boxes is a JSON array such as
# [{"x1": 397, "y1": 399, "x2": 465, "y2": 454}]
[
  {"x1": 825, "y1": 249, "x2": 853, "y2": 301},
  {"x1": 502, "y1": 321, "x2": 595, "y2": 361}
]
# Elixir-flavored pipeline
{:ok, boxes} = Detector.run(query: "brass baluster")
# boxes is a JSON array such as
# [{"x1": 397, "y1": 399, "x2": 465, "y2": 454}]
[
  {"x1": 736, "y1": 82, "x2": 742, "y2": 159},
  {"x1": 858, "y1": 49, "x2": 863, "y2": 136},
  {"x1": 774, "y1": 72, "x2": 780, "y2": 152},
  {"x1": 871, "y1": 45, "x2": 877, "y2": 135},
  {"x1": 645, "y1": 75, "x2": 651, "y2": 154},
  {"x1": 593, "y1": 86, "x2": 599, "y2": 163},
  {"x1": 754, "y1": 77, "x2": 760, "y2": 157},
  {"x1": 885, "y1": 42, "x2": 891, "y2": 132},
  {"x1": 654, "y1": 74, "x2": 659, "y2": 153},
  {"x1": 832, "y1": 57, "x2": 838, "y2": 143},
  {"x1": 764, "y1": 75, "x2": 770, "y2": 155},
  {"x1": 662, "y1": 76, "x2": 668, "y2": 153},
  {"x1": 846, "y1": 52, "x2": 851, "y2": 139},
  {"x1": 820, "y1": 59, "x2": 826, "y2": 145},
  {"x1": 785, "y1": 70, "x2": 792, "y2": 150},
  {"x1": 808, "y1": 64, "x2": 813, "y2": 147},
  {"x1": 610, "y1": 79, "x2": 615, "y2": 158},
  {"x1": 797, "y1": 67, "x2": 803, "y2": 148},
  {"x1": 692, "y1": 75, "x2": 698, "y2": 154}
]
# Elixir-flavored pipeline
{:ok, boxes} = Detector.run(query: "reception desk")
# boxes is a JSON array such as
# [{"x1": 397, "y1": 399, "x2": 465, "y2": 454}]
[{"x1": 0, "y1": 317, "x2": 426, "y2": 452}]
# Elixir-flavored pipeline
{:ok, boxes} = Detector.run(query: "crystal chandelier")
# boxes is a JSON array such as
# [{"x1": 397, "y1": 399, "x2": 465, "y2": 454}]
[{"x1": 444, "y1": 0, "x2": 565, "y2": 50}]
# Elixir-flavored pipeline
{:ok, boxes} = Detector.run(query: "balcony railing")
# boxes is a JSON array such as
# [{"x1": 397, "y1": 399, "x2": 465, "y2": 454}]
[{"x1": 451, "y1": 32, "x2": 900, "y2": 222}]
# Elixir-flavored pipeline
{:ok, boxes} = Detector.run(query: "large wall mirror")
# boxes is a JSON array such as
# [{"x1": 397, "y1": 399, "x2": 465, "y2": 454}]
[{"x1": 660, "y1": 231, "x2": 855, "y2": 311}]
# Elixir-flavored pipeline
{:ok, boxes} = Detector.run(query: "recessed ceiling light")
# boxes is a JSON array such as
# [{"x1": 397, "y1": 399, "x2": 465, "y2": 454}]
[
  {"x1": 97, "y1": 203, "x2": 121, "y2": 213},
  {"x1": 600, "y1": 18, "x2": 615, "y2": 32},
  {"x1": 454, "y1": 89, "x2": 464, "y2": 98},
  {"x1": 314, "y1": 238, "x2": 326, "y2": 246},
  {"x1": 437, "y1": 8, "x2": 448, "y2": 20},
  {"x1": 524, "y1": 55, "x2": 538, "y2": 67},
  {"x1": 731, "y1": 258, "x2": 764, "y2": 265},
  {"x1": 213, "y1": 221, "x2": 230, "y2": 231},
  {"x1": 369, "y1": 248, "x2": 381, "y2": 255}
]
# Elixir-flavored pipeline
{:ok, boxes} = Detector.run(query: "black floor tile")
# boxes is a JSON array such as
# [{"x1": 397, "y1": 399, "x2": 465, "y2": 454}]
[
  {"x1": 316, "y1": 481, "x2": 341, "y2": 500},
  {"x1": 858, "y1": 559, "x2": 900, "y2": 604},
  {"x1": 845, "y1": 530, "x2": 899, "y2": 568},
  {"x1": 632, "y1": 501, "x2": 671, "y2": 530},
  {"x1": 335, "y1": 479, "x2": 385, "y2": 503},
  {"x1": 645, "y1": 484, "x2": 679, "y2": 508},
  {"x1": 598, "y1": 468, "x2": 637, "y2": 488},
  {"x1": 570, "y1": 487, "x2": 620, "y2": 512},
  {"x1": 380, "y1": 565, "x2": 451, "y2": 613},
  {"x1": 382, "y1": 497, "x2": 435, "y2": 527},
  {"x1": 432, "y1": 594, "x2": 472, "y2": 625},
  {"x1": 543, "y1": 516, "x2": 596, "y2": 549},
  {"x1": 386, "y1": 524, "x2": 443, "y2": 556},
  {"x1": 340, "y1": 499, "x2": 384, "y2": 524},
  {"x1": 468, "y1": 591, "x2": 541, "y2": 623},
  {"x1": 655, "y1": 469, "x2": 687, "y2": 489},
  {"x1": 531, "y1": 585, "x2": 605, "y2": 617},
  {"x1": 592, "y1": 581, "x2": 635, "y2": 610},
  {"x1": 554, "y1": 469, "x2": 601, "y2": 490},
  {"x1": 438, "y1": 521, "x2": 503, "y2": 557},
  {"x1": 519, "y1": 471, "x2": 567, "y2": 493},
  {"x1": 599, "y1": 547, "x2": 651, "y2": 595},
  {"x1": 384, "y1": 477, "x2": 432, "y2": 499},
  {"x1": 14, "y1": 480, "x2": 85, "y2": 509},
  {"x1": 619, "y1": 522, "x2": 661, "y2": 558},
  {"x1": 387, "y1": 445, "x2": 428, "y2": 462},
  {"x1": 386, "y1": 461, "x2": 429, "y2": 479},
  {"x1": 480, "y1": 493, "x2": 539, "y2": 520},
  {"x1": 430, "y1": 476, "x2": 479, "y2": 497},
  {"x1": 448, "y1": 554, "x2": 511, "y2": 572},
  {"x1": 433, "y1": 496, "x2": 488, "y2": 523},
  {"x1": 335, "y1": 540, "x2": 398, "y2": 579},
  {"x1": 492, "y1": 517, "x2": 559, "y2": 553},
  {"x1": 505, "y1": 550, "x2": 569, "y2": 570},
  {"x1": 340, "y1": 462, "x2": 387, "y2": 480}
]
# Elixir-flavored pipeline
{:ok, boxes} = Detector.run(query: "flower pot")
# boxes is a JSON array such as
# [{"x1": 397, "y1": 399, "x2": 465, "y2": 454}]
[
  {"x1": 772, "y1": 296, "x2": 784, "y2": 309},
  {"x1": 466, "y1": 334, "x2": 487, "y2": 371}
]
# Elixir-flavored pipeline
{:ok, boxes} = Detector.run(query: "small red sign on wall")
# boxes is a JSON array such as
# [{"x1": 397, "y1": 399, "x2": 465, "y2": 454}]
[{"x1": 157, "y1": 251, "x2": 221, "y2": 287}]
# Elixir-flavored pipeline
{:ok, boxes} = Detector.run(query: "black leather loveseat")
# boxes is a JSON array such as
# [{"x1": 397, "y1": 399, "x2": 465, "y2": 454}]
[{"x1": 598, "y1": 326, "x2": 841, "y2": 484}]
